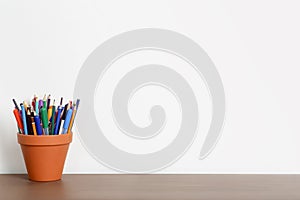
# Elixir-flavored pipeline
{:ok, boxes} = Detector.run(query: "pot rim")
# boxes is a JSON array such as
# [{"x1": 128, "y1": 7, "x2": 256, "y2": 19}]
[{"x1": 17, "y1": 133, "x2": 73, "y2": 146}]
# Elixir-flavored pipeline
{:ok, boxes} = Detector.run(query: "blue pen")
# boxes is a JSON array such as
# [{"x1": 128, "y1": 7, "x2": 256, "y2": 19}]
[
  {"x1": 34, "y1": 115, "x2": 43, "y2": 135},
  {"x1": 62, "y1": 109, "x2": 73, "y2": 134},
  {"x1": 54, "y1": 106, "x2": 63, "y2": 135},
  {"x1": 20, "y1": 104, "x2": 28, "y2": 135}
]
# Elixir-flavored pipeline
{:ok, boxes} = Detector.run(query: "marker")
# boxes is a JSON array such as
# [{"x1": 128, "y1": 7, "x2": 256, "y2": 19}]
[
  {"x1": 13, "y1": 109, "x2": 23, "y2": 134},
  {"x1": 34, "y1": 115, "x2": 43, "y2": 135},
  {"x1": 40, "y1": 107, "x2": 49, "y2": 135},
  {"x1": 39, "y1": 99, "x2": 43, "y2": 109},
  {"x1": 20, "y1": 104, "x2": 28, "y2": 135},
  {"x1": 54, "y1": 106, "x2": 63, "y2": 134},
  {"x1": 62, "y1": 109, "x2": 73, "y2": 134}
]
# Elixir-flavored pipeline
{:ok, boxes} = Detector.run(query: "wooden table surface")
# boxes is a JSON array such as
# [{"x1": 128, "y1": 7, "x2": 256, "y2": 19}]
[{"x1": 0, "y1": 174, "x2": 299, "y2": 200}]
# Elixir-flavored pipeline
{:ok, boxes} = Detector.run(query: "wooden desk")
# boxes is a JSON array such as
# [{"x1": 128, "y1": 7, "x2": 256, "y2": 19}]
[{"x1": 0, "y1": 175, "x2": 299, "y2": 200}]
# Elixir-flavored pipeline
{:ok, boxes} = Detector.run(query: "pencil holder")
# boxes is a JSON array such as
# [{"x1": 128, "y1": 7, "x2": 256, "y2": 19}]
[{"x1": 17, "y1": 133, "x2": 72, "y2": 182}]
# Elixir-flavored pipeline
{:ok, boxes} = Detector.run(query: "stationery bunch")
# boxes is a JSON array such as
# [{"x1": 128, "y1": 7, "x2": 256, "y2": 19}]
[{"x1": 13, "y1": 95, "x2": 80, "y2": 135}]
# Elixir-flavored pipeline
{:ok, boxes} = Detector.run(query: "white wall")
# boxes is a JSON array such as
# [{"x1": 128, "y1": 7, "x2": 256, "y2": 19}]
[{"x1": 1, "y1": 0, "x2": 300, "y2": 173}]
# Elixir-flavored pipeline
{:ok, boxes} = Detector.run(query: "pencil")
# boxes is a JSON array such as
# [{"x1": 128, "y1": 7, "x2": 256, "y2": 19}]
[
  {"x1": 23, "y1": 101, "x2": 28, "y2": 112},
  {"x1": 67, "y1": 104, "x2": 76, "y2": 133},
  {"x1": 48, "y1": 106, "x2": 53, "y2": 121},
  {"x1": 31, "y1": 117, "x2": 37, "y2": 136},
  {"x1": 51, "y1": 100, "x2": 56, "y2": 135},
  {"x1": 43, "y1": 94, "x2": 47, "y2": 109}
]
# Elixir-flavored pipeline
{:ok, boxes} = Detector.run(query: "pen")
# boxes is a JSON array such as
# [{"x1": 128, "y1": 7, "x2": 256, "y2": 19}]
[
  {"x1": 75, "y1": 99, "x2": 80, "y2": 110},
  {"x1": 62, "y1": 103, "x2": 69, "y2": 120},
  {"x1": 60, "y1": 97, "x2": 63, "y2": 106},
  {"x1": 20, "y1": 104, "x2": 28, "y2": 135},
  {"x1": 35, "y1": 96, "x2": 39, "y2": 115},
  {"x1": 62, "y1": 109, "x2": 73, "y2": 134},
  {"x1": 59, "y1": 104, "x2": 68, "y2": 133},
  {"x1": 13, "y1": 109, "x2": 24, "y2": 134},
  {"x1": 26, "y1": 108, "x2": 33, "y2": 135},
  {"x1": 40, "y1": 107, "x2": 49, "y2": 135},
  {"x1": 54, "y1": 106, "x2": 63, "y2": 135},
  {"x1": 32, "y1": 95, "x2": 36, "y2": 108},
  {"x1": 34, "y1": 114, "x2": 43, "y2": 135},
  {"x1": 60, "y1": 103, "x2": 69, "y2": 126},
  {"x1": 47, "y1": 95, "x2": 51, "y2": 111},
  {"x1": 13, "y1": 99, "x2": 20, "y2": 111}
]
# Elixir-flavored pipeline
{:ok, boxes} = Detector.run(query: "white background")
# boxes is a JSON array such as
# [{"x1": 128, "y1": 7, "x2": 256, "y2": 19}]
[{"x1": 1, "y1": 0, "x2": 300, "y2": 173}]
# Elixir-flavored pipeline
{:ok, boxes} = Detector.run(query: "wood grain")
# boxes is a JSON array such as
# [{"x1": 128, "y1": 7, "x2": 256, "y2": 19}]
[{"x1": 0, "y1": 175, "x2": 299, "y2": 200}]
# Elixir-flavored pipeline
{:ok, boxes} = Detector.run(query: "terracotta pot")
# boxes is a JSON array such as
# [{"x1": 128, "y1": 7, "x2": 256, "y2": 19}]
[{"x1": 17, "y1": 133, "x2": 72, "y2": 182}]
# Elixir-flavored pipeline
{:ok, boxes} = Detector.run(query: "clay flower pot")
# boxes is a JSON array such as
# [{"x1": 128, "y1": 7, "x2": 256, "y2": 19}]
[{"x1": 17, "y1": 133, "x2": 72, "y2": 182}]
